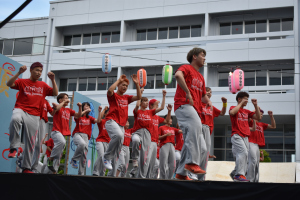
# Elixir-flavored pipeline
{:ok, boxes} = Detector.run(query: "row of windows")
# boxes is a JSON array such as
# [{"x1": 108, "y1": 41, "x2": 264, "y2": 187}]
[
  {"x1": 137, "y1": 25, "x2": 202, "y2": 41},
  {"x1": 219, "y1": 69, "x2": 294, "y2": 87},
  {"x1": 214, "y1": 124, "x2": 295, "y2": 162},
  {"x1": 63, "y1": 32, "x2": 120, "y2": 46},
  {"x1": 220, "y1": 18, "x2": 293, "y2": 35},
  {"x1": 0, "y1": 37, "x2": 45, "y2": 56}
]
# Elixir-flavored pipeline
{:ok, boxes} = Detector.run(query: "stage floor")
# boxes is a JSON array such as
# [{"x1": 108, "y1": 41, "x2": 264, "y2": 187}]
[{"x1": 1, "y1": 172, "x2": 299, "y2": 200}]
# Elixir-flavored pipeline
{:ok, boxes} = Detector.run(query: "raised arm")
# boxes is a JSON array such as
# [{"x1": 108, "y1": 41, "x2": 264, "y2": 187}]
[
  {"x1": 155, "y1": 90, "x2": 166, "y2": 114},
  {"x1": 251, "y1": 99, "x2": 261, "y2": 121},
  {"x1": 131, "y1": 74, "x2": 142, "y2": 102},
  {"x1": 267, "y1": 111, "x2": 276, "y2": 129},
  {"x1": 96, "y1": 106, "x2": 103, "y2": 123},
  {"x1": 175, "y1": 70, "x2": 193, "y2": 106},
  {"x1": 74, "y1": 102, "x2": 82, "y2": 119},
  {"x1": 7, "y1": 65, "x2": 26, "y2": 88},
  {"x1": 47, "y1": 72, "x2": 58, "y2": 96},
  {"x1": 220, "y1": 97, "x2": 227, "y2": 116},
  {"x1": 163, "y1": 104, "x2": 172, "y2": 124},
  {"x1": 134, "y1": 88, "x2": 144, "y2": 114},
  {"x1": 42, "y1": 133, "x2": 48, "y2": 144},
  {"x1": 107, "y1": 74, "x2": 126, "y2": 97},
  {"x1": 229, "y1": 99, "x2": 247, "y2": 116},
  {"x1": 52, "y1": 99, "x2": 69, "y2": 115}
]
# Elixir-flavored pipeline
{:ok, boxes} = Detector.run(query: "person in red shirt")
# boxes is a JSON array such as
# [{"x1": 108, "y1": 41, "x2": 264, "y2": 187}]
[
  {"x1": 174, "y1": 123, "x2": 183, "y2": 176},
  {"x1": 41, "y1": 134, "x2": 54, "y2": 173},
  {"x1": 31, "y1": 99, "x2": 55, "y2": 173},
  {"x1": 152, "y1": 141, "x2": 161, "y2": 179},
  {"x1": 229, "y1": 91, "x2": 261, "y2": 182},
  {"x1": 93, "y1": 107, "x2": 111, "y2": 176},
  {"x1": 116, "y1": 121, "x2": 133, "y2": 177},
  {"x1": 46, "y1": 93, "x2": 82, "y2": 173},
  {"x1": 6, "y1": 62, "x2": 58, "y2": 173},
  {"x1": 103, "y1": 74, "x2": 141, "y2": 171},
  {"x1": 131, "y1": 90, "x2": 166, "y2": 178},
  {"x1": 158, "y1": 113, "x2": 183, "y2": 179},
  {"x1": 70, "y1": 103, "x2": 102, "y2": 175},
  {"x1": 246, "y1": 109, "x2": 276, "y2": 182},
  {"x1": 195, "y1": 87, "x2": 227, "y2": 181},
  {"x1": 174, "y1": 48, "x2": 212, "y2": 180}
]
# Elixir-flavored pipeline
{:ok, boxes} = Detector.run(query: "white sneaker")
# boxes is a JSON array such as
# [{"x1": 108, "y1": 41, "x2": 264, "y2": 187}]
[
  {"x1": 102, "y1": 156, "x2": 112, "y2": 170},
  {"x1": 188, "y1": 172, "x2": 198, "y2": 180}
]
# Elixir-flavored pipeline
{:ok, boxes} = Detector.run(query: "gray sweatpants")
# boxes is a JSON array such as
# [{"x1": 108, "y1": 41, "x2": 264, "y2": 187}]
[
  {"x1": 152, "y1": 158, "x2": 160, "y2": 179},
  {"x1": 146, "y1": 142, "x2": 158, "y2": 178},
  {"x1": 159, "y1": 143, "x2": 176, "y2": 179},
  {"x1": 72, "y1": 133, "x2": 89, "y2": 175},
  {"x1": 198, "y1": 124, "x2": 210, "y2": 181},
  {"x1": 93, "y1": 142, "x2": 108, "y2": 176},
  {"x1": 246, "y1": 142, "x2": 260, "y2": 182},
  {"x1": 31, "y1": 119, "x2": 46, "y2": 172},
  {"x1": 104, "y1": 120, "x2": 124, "y2": 161},
  {"x1": 131, "y1": 128, "x2": 151, "y2": 178},
  {"x1": 48, "y1": 131, "x2": 66, "y2": 172},
  {"x1": 231, "y1": 134, "x2": 249, "y2": 176},
  {"x1": 9, "y1": 108, "x2": 40, "y2": 170},
  {"x1": 117, "y1": 145, "x2": 130, "y2": 177},
  {"x1": 175, "y1": 150, "x2": 181, "y2": 173},
  {"x1": 175, "y1": 104, "x2": 206, "y2": 176}
]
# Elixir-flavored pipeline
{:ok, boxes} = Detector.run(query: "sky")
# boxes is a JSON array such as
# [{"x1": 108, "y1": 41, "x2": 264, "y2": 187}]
[{"x1": 0, "y1": 0, "x2": 50, "y2": 21}]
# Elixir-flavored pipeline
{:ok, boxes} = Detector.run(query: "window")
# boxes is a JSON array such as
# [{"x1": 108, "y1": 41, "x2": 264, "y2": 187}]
[
  {"x1": 180, "y1": 26, "x2": 190, "y2": 38},
  {"x1": 269, "y1": 36, "x2": 281, "y2": 40},
  {"x1": 13, "y1": 38, "x2": 33, "y2": 55},
  {"x1": 244, "y1": 71, "x2": 255, "y2": 86},
  {"x1": 101, "y1": 32, "x2": 111, "y2": 43},
  {"x1": 218, "y1": 73, "x2": 229, "y2": 87},
  {"x1": 64, "y1": 36, "x2": 72, "y2": 46},
  {"x1": 282, "y1": 70, "x2": 294, "y2": 85},
  {"x1": 137, "y1": 30, "x2": 146, "y2": 41},
  {"x1": 245, "y1": 21, "x2": 255, "y2": 33},
  {"x1": 220, "y1": 23, "x2": 231, "y2": 35},
  {"x1": 83, "y1": 34, "x2": 91, "y2": 45},
  {"x1": 91, "y1": 33, "x2": 100, "y2": 44},
  {"x1": 0, "y1": 40, "x2": 3, "y2": 54},
  {"x1": 3, "y1": 39, "x2": 14, "y2": 55},
  {"x1": 32, "y1": 37, "x2": 45, "y2": 54},
  {"x1": 269, "y1": 19, "x2": 281, "y2": 32},
  {"x1": 78, "y1": 78, "x2": 87, "y2": 91},
  {"x1": 269, "y1": 70, "x2": 281, "y2": 85},
  {"x1": 87, "y1": 77, "x2": 96, "y2": 91},
  {"x1": 68, "y1": 78, "x2": 77, "y2": 91},
  {"x1": 72, "y1": 35, "x2": 81, "y2": 45},
  {"x1": 256, "y1": 71, "x2": 266, "y2": 86},
  {"x1": 166, "y1": 75, "x2": 176, "y2": 88},
  {"x1": 256, "y1": 37, "x2": 267, "y2": 41},
  {"x1": 191, "y1": 25, "x2": 201, "y2": 37},
  {"x1": 147, "y1": 29, "x2": 157, "y2": 40},
  {"x1": 111, "y1": 32, "x2": 120, "y2": 43},
  {"x1": 231, "y1": 22, "x2": 243, "y2": 35},
  {"x1": 282, "y1": 18, "x2": 293, "y2": 31},
  {"x1": 107, "y1": 76, "x2": 118, "y2": 89},
  {"x1": 158, "y1": 28, "x2": 168, "y2": 39},
  {"x1": 155, "y1": 74, "x2": 165, "y2": 89},
  {"x1": 97, "y1": 77, "x2": 107, "y2": 90},
  {"x1": 59, "y1": 79, "x2": 68, "y2": 91},
  {"x1": 256, "y1": 20, "x2": 267, "y2": 33},
  {"x1": 169, "y1": 27, "x2": 178, "y2": 39}
]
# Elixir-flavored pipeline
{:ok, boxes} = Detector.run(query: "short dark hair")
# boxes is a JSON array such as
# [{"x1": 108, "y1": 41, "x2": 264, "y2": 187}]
[
  {"x1": 236, "y1": 91, "x2": 249, "y2": 102},
  {"x1": 187, "y1": 48, "x2": 206, "y2": 64},
  {"x1": 141, "y1": 97, "x2": 148, "y2": 102},
  {"x1": 206, "y1": 87, "x2": 211, "y2": 92},
  {"x1": 82, "y1": 102, "x2": 91, "y2": 117},
  {"x1": 164, "y1": 115, "x2": 173, "y2": 120},
  {"x1": 57, "y1": 93, "x2": 68, "y2": 103}
]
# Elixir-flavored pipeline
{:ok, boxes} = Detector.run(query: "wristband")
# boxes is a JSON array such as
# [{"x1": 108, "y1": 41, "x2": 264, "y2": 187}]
[{"x1": 223, "y1": 103, "x2": 227, "y2": 107}]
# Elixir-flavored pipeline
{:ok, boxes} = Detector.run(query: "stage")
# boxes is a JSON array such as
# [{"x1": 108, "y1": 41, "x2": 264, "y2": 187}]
[{"x1": 1, "y1": 173, "x2": 299, "y2": 200}]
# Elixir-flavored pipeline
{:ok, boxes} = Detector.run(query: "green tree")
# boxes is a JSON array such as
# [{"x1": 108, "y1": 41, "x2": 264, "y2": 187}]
[{"x1": 260, "y1": 149, "x2": 271, "y2": 162}]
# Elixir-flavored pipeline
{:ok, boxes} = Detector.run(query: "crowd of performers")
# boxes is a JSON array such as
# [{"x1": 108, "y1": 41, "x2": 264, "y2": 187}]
[{"x1": 6, "y1": 48, "x2": 276, "y2": 182}]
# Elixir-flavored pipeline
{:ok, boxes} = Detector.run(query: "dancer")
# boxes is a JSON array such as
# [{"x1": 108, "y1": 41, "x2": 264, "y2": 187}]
[
  {"x1": 41, "y1": 134, "x2": 54, "y2": 173},
  {"x1": 46, "y1": 93, "x2": 82, "y2": 173},
  {"x1": 131, "y1": 90, "x2": 166, "y2": 178},
  {"x1": 174, "y1": 123, "x2": 183, "y2": 178},
  {"x1": 158, "y1": 113, "x2": 182, "y2": 179},
  {"x1": 174, "y1": 48, "x2": 212, "y2": 180},
  {"x1": 6, "y1": 62, "x2": 58, "y2": 173},
  {"x1": 70, "y1": 103, "x2": 102, "y2": 175},
  {"x1": 229, "y1": 91, "x2": 261, "y2": 182},
  {"x1": 152, "y1": 141, "x2": 161, "y2": 179},
  {"x1": 116, "y1": 121, "x2": 133, "y2": 177},
  {"x1": 246, "y1": 109, "x2": 276, "y2": 182},
  {"x1": 103, "y1": 74, "x2": 141, "y2": 171}
]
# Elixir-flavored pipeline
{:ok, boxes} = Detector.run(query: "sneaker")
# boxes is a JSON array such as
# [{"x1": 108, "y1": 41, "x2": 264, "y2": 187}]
[
  {"x1": 234, "y1": 175, "x2": 250, "y2": 182},
  {"x1": 16, "y1": 160, "x2": 22, "y2": 168},
  {"x1": 175, "y1": 174, "x2": 192, "y2": 181},
  {"x1": 47, "y1": 159, "x2": 55, "y2": 172},
  {"x1": 129, "y1": 166, "x2": 138, "y2": 178},
  {"x1": 184, "y1": 164, "x2": 206, "y2": 174},
  {"x1": 22, "y1": 169, "x2": 34, "y2": 173},
  {"x1": 8, "y1": 149, "x2": 17, "y2": 158},
  {"x1": 102, "y1": 156, "x2": 112, "y2": 170},
  {"x1": 132, "y1": 160, "x2": 138, "y2": 167},
  {"x1": 188, "y1": 172, "x2": 198, "y2": 180},
  {"x1": 70, "y1": 159, "x2": 78, "y2": 169},
  {"x1": 229, "y1": 172, "x2": 235, "y2": 181}
]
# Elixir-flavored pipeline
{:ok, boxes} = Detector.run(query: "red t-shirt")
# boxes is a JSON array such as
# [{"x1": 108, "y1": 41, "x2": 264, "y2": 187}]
[
  {"x1": 175, "y1": 132, "x2": 184, "y2": 151},
  {"x1": 174, "y1": 65, "x2": 206, "y2": 116},
  {"x1": 45, "y1": 138, "x2": 54, "y2": 158},
  {"x1": 132, "y1": 109, "x2": 156, "y2": 133},
  {"x1": 52, "y1": 107, "x2": 75, "y2": 136},
  {"x1": 248, "y1": 120, "x2": 268, "y2": 147},
  {"x1": 12, "y1": 79, "x2": 53, "y2": 116},
  {"x1": 157, "y1": 145, "x2": 160, "y2": 159},
  {"x1": 229, "y1": 106, "x2": 255, "y2": 138},
  {"x1": 96, "y1": 119, "x2": 110, "y2": 143},
  {"x1": 159, "y1": 125, "x2": 180, "y2": 147},
  {"x1": 201, "y1": 104, "x2": 221, "y2": 134},
  {"x1": 123, "y1": 128, "x2": 133, "y2": 147},
  {"x1": 105, "y1": 92, "x2": 133, "y2": 126},
  {"x1": 72, "y1": 115, "x2": 96, "y2": 139},
  {"x1": 151, "y1": 115, "x2": 165, "y2": 143},
  {"x1": 40, "y1": 100, "x2": 53, "y2": 123}
]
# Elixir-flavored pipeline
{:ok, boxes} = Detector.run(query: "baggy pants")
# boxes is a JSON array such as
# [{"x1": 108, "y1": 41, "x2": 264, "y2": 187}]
[
  {"x1": 72, "y1": 133, "x2": 89, "y2": 175},
  {"x1": 159, "y1": 143, "x2": 176, "y2": 179},
  {"x1": 246, "y1": 142, "x2": 260, "y2": 182},
  {"x1": 231, "y1": 134, "x2": 249, "y2": 176}
]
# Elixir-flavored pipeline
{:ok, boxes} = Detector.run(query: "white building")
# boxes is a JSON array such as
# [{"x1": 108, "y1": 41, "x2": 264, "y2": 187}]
[{"x1": 0, "y1": 0, "x2": 298, "y2": 163}]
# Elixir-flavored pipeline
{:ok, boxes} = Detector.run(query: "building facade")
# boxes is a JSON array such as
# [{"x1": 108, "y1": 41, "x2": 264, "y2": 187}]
[{"x1": 0, "y1": 0, "x2": 299, "y2": 163}]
